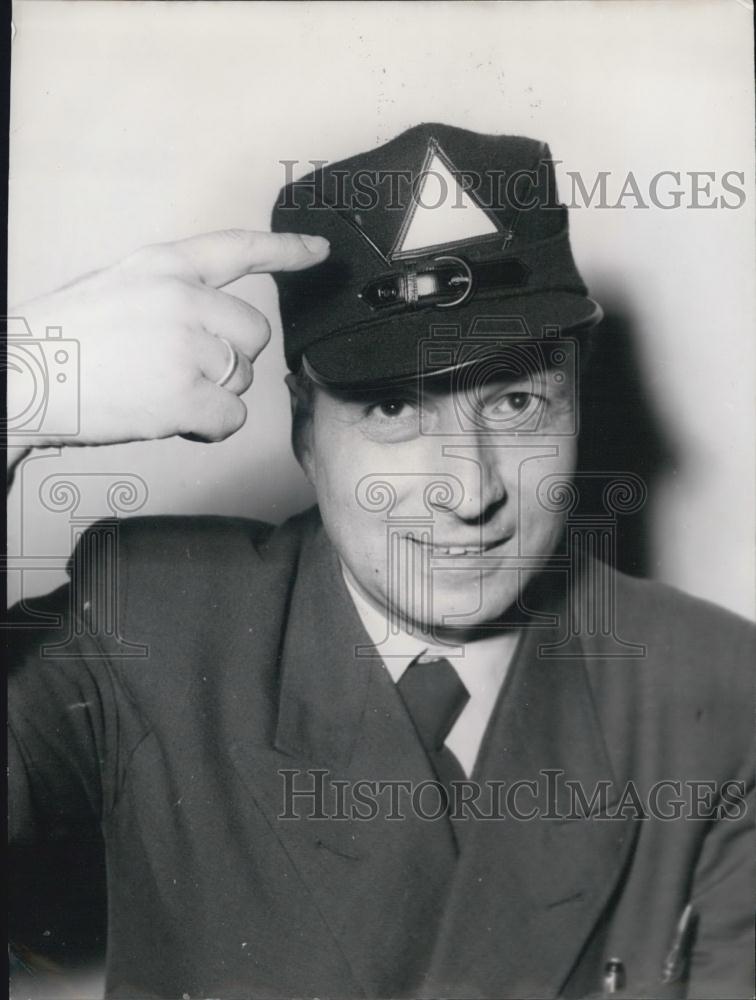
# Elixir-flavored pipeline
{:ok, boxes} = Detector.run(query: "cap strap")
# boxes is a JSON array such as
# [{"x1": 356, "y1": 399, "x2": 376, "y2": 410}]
[{"x1": 361, "y1": 254, "x2": 530, "y2": 312}]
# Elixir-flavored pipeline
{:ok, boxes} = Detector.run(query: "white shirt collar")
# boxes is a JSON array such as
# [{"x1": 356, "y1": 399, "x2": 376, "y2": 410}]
[
  {"x1": 341, "y1": 564, "x2": 520, "y2": 776},
  {"x1": 342, "y1": 567, "x2": 450, "y2": 681}
]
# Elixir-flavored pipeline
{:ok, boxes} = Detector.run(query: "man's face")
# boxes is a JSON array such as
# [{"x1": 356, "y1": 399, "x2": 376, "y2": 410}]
[{"x1": 298, "y1": 356, "x2": 578, "y2": 638}]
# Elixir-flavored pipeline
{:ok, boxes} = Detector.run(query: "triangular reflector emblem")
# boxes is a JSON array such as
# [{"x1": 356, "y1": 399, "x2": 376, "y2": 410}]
[{"x1": 394, "y1": 151, "x2": 499, "y2": 257}]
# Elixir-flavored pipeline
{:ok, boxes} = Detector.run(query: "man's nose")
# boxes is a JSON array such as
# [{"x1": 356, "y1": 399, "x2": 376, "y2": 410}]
[{"x1": 428, "y1": 439, "x2": 509, "y2": 525}]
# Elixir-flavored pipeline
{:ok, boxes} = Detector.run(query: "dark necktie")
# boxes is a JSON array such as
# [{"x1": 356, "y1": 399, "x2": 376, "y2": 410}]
[{"x1": 396, "y1": 656, "x2": 470, "y2": 806}]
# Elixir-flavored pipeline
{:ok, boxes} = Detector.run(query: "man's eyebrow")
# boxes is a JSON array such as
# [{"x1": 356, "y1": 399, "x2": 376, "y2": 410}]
[
  {"x1": 447, "y1": 370, "x2": 548, "y2": 393},
  {"x1": 324, "y1": 383, "x2": 423, "y2": 405},
  {"x1": 322, "y1": 367, "x2": 568, "y2": 405}
]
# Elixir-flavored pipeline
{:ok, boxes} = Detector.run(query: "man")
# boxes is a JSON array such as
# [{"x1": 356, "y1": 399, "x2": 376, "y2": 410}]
[{"x1": 7, "y1": 124, "x2": 754, "y2": 999}]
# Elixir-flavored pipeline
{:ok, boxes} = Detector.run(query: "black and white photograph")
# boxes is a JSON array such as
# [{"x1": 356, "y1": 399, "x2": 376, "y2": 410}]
[{"x1": 5, "y1": 2, "x2": 755, "y2": 998}]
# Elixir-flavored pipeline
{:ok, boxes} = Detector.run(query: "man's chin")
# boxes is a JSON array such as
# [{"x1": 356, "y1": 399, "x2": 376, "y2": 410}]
[{"x1": 394, "y1": 591, "x2": 521, "y2": 636}]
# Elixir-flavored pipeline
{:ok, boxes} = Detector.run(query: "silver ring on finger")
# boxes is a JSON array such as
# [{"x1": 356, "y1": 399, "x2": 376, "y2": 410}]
[{"x1": 215, "y1": 336, "x2": 239, "y2": 388}]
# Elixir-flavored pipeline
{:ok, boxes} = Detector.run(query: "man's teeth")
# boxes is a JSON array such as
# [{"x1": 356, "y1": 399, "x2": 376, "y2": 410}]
[
  {"x1": 405, "y1": 535, "x2": 504, "y2": 555},
  {"x1": 429, "y1": 544, "x2": 483, "y2": 555}
]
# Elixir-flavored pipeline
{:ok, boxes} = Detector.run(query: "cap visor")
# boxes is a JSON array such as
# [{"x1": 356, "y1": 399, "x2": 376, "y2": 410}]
[{"x1": 302, "y1": 292, "x2": 601, "y2": 388}]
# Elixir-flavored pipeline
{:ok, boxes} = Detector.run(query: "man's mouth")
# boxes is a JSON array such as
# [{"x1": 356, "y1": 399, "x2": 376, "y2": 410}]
[{"x1": 407, "y1": 535, "x2": 512, "y2": 557}]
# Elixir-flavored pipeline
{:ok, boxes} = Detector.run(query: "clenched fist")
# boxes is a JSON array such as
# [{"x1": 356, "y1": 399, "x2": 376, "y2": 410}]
[{"x1": 7, "y1": 229, "x2": 329, "y2": 449}]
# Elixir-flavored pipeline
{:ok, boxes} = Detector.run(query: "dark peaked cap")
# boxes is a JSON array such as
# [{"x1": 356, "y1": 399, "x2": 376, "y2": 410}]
[{"x1": 271, "y1": 122, "x2": 602, "y2": 387}]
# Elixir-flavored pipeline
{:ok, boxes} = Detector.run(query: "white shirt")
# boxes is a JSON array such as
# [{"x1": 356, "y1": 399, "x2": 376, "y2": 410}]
[{"x1": 342, "y1": 570, "x2": 520, "y2": 777}]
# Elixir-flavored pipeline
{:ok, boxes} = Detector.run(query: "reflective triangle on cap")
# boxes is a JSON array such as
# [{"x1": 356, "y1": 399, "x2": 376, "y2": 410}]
[{"x1": 390, "y1": 140, "x2": 500, "y2": 260}]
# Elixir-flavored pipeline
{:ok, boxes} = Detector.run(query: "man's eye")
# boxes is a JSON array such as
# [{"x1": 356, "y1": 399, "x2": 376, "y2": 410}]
[
  {"x1": 360, "y1": 397, "x2": 421, "y2": 441},
  {"x1": 493, "y1": 391, "x2": 537, "y2": 414},
  {"x1": 370, "y1": 399, "x2": 413, "y2": 419},
  {"x1": 507, "y1": 392, "x2": 530, "y2": 412}
]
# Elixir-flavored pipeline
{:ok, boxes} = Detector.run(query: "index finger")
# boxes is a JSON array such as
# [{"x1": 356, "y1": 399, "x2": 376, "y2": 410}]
[{"x1": 151, "y1": 229, "x2": 330, "y2": 287}]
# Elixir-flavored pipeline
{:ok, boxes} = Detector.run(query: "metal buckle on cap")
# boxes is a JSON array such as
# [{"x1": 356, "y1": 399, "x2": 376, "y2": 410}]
[
  {"x1": 432, "y1": 255, "x2": 473, "y2": 309},
  {"x1": 360, "y1": 255, "x2": 474, "y2": 311}
]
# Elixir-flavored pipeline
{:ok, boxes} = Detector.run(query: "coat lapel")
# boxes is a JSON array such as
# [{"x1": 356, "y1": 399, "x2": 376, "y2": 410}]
[
  {"x1": 422, "y1": 574, "x2": 640, "y2": 999},
  {"x1": 229, "y1": 524, "x2": 458, "y2": 997}
]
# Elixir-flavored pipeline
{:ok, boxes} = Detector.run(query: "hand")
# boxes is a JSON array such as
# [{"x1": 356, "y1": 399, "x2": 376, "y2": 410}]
[{"x1": 7, "y1": 229, "x2": 329, "y2": 448}]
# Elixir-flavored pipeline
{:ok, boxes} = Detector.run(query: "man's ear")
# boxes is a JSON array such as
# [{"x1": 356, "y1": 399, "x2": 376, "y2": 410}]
[
  {"x1": 284, "y1": 373, "x2": 301, "y2": 415},
  {"x1": 284, "y1": 373, "x2": 315, "y2": 482}
]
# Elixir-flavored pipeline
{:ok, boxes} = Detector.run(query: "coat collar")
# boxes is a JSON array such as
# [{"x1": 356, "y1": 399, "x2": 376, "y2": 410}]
[{"x1": 272, "y1": 522, "x2": 380, "y2": 769}]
